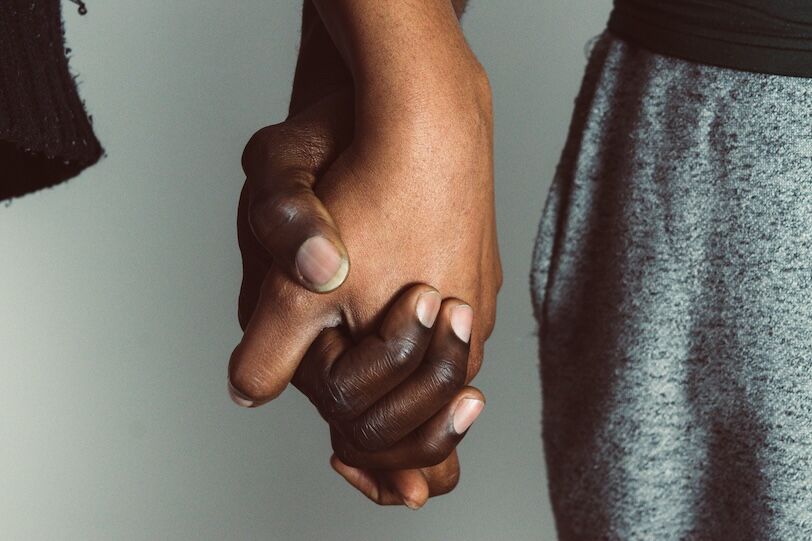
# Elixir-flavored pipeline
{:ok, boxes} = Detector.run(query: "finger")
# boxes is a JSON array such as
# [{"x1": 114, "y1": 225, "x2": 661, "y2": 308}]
[
  {"x1": 381, "y1": 469, "x2": 431, "y2": 510},
  {"x1": 375, "y1": 451, "x2": 462, "y2": 508},
  {"x1": 291, "y1": 325, "x2": 353, "y2": 411},
  {"x1": 248, "y1": 169, "x2": 349, "y2": 293},
  {"x1": 313, "y1": 285, "x2": 442, "y2": 422},
  {"x1": 237, "y1": 183, "x2": 271, "y2": 330},
  {"x1": 242, "y1": 96, "x2": 353, "y2": 294},
  {"x1": 336, "y1": 300, "x2": 474, "y2": 451},
  {"x1": 332, "y1": 387, "x2": 485, "y2": 470},
  {"x1": 331, "y1": 451, "x2": 462, "y2": 509},
  {"x1": 228, "y1": 268, "x2": 333, "y2": 407},
  {"x1": 329, "y1": 455, "x2": 429, "y2": 509},
  {"x1": 466, "y1": 330, "x2": 485, "y2": 384},
  {"x1": 422, "y1": 449, "x2": 462, "y2": 498}
]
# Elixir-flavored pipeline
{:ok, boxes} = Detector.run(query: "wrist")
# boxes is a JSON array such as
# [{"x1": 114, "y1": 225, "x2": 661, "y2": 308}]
[{"x1": 357, "y1": 58, "x2": 492, "y2": 152}]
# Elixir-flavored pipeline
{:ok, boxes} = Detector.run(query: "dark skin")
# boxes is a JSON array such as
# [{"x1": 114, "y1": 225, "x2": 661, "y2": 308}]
[
  {"x1": 296, "y1": 289, "x2": 473, "y2": 462},
  {"x1": 235, "y1": 90, "x2": 480, "y2": 505},
  {"x1": 291, "y1": 284, "x2": 485, "y2": 507},
  {"x1": 232, "y1": 0, "x2": 496, "y2": 508}
]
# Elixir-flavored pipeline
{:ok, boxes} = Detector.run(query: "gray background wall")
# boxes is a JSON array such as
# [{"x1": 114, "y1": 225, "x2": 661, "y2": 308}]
[{"x1": 0, "y1": 2, "x2": 610, "y2": 540}]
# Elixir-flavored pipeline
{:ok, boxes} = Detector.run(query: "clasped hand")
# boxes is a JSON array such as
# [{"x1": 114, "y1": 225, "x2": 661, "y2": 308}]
[{"x1": 227, "y1": 2, "x2": 500, "y2": 509}]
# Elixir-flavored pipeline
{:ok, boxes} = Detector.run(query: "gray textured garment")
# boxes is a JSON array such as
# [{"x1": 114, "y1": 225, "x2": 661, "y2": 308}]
[{"x1": 530, "y1": 31, "x2": 812, "y2": 540}]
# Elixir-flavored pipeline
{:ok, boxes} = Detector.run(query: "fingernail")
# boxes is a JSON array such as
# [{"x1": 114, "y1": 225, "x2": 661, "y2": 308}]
[
  {"x1": 227, "y1": 378, "x2": 255, "y2": 408},
  {"x1": 296, "y1": 236, "x2": 349, "y2": 292},
  {"x1": 450, "y1": 304, "x2": 473, "y2": 343},
  {"x1": 453, "y1": 397, "x2": 484, "y2": 434},
  {"x1": 403, "y1": 498, "x2": 422, "y2": 510},
  {"x1": 416, "y1": 290, "x2": 442, "y2": 328}
]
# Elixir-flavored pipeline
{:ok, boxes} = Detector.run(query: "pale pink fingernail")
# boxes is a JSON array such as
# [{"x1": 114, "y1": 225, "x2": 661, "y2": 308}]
[
  {"x1": 450, "y1": 304, "x2": 473, "y2": 343},
  {"x1": 416, "y1": 290, "x2": 442, "y2": 328},
  {"x1": 403, "y1": 497, "x2": 422, "y2": 510},
  {"x1": 227, "y1": 378, "x2": 254, "y2": 408},
  {"x1": 295, "y1": 236, "x2": 348, "y2": 292},
  {"x1": 452, "y1": 398, "x2": 484, "y2": 434}
]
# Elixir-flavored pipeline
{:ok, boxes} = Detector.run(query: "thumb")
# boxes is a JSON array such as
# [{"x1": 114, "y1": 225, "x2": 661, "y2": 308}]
[
  {"x1": 228, "y1": 268, "x2": 335, "y2": 407},
  {"x1": 247, "y1": 167, "x2": 349, "y2": 293},
  {"x1": 242, "y1": 92, "x2": 353, "y2": 294}
]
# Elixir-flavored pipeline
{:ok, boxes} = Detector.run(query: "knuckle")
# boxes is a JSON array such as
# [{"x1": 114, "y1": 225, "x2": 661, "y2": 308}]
[
  {"x1": 418, "y1": 438, "x2": 452, "y2": 467},
  {"x1": 323, "y1": 379, "x2": 364, "y2": 422},
  {"x1": 229, "y1": 361, "x2": 287, "y2": 404},
  {"x1": 429, "y1": 357, "x2": 466, "y2": 397},
  {"x1": 242, "y1": 122, "x2": 328, "y2": 177},
  {"x1": 382, "y1": 336, "x2": 420, "y2": 370},
  {"x1": 352, "y1": 422, "x2": 387, "y2": 452},
  {"x1": 348, "y1": 411, "x2": 397, "y2": 452},
  {"x1": 248, "y1": 190, "x2": 302, "y2": 232},
  {"x1": 242, "y1": 125, "x2": 282, "y2": 174}
]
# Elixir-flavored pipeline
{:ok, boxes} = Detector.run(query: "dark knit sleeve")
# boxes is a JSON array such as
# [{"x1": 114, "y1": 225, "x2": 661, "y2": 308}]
[{"x1": 0, "y1": 0, "x2": 103, "y2": 201}]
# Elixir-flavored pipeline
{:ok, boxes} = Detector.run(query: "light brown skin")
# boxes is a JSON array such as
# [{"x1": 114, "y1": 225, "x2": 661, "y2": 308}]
[{"x1": 230, "y1": 0, "x2": 500, "y2": 508}]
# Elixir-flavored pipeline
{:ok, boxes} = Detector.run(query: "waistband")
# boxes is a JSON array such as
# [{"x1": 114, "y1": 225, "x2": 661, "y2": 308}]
[{"x1": 607, "y1": 0, "x2": 812, "y2": 78}]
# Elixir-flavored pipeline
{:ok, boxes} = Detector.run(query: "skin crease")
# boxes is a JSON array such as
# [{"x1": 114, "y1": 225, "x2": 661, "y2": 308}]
[
  {"x1": 236, "y1": 90, "x2": 475, "y2": 507},
  {"x1": 291, "y1": 285, "x2": 486, "y2": 478},
  {"x1": 232, "y1": 0, "x2": 500, "y2": 507}
]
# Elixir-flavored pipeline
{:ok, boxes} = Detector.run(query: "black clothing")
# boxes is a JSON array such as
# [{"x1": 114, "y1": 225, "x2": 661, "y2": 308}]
[
  {"x1": 0, "y1": 1, "x2": 102, "y2": 201},
  {"x1": 609, "y1": 0, "x2": 812, "y2": 78}
]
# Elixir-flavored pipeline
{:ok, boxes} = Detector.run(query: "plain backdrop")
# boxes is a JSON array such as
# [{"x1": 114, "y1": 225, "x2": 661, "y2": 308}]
[{"x1": 0, "y1": 2, "x2": 610, "y2": 540}]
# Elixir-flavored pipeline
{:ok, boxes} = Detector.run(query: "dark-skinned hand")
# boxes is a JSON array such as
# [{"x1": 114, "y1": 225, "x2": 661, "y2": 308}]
[
  {"x1": 233, "y1": 90, "x2": 488, "y2": 507},
  {"x1": 230, "y1": 1, "x2": 500, "y2": 507},
  {"x1": 292, "y1": 284, "x2": 485, "y2": 508}
]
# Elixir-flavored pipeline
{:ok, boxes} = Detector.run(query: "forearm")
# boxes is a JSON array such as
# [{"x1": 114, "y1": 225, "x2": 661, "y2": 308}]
[
  {"x1": 310, "y1": 1, "x2": 479, "y2": 91},
  {"x1": 293, "y1": 1, "x2": 473, "y2": 102},
  {"x1": 301, "y1": 0, "x2": 486, "y2": 152},
  {"x1": 289, "y1": 2, "x2": 352, "y2": 115}
]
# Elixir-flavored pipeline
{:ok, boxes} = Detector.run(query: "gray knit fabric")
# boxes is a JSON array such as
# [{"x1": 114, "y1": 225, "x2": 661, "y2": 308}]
[{"x1": 531, "y1": 31, "x2": 812, "y2": 540}]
